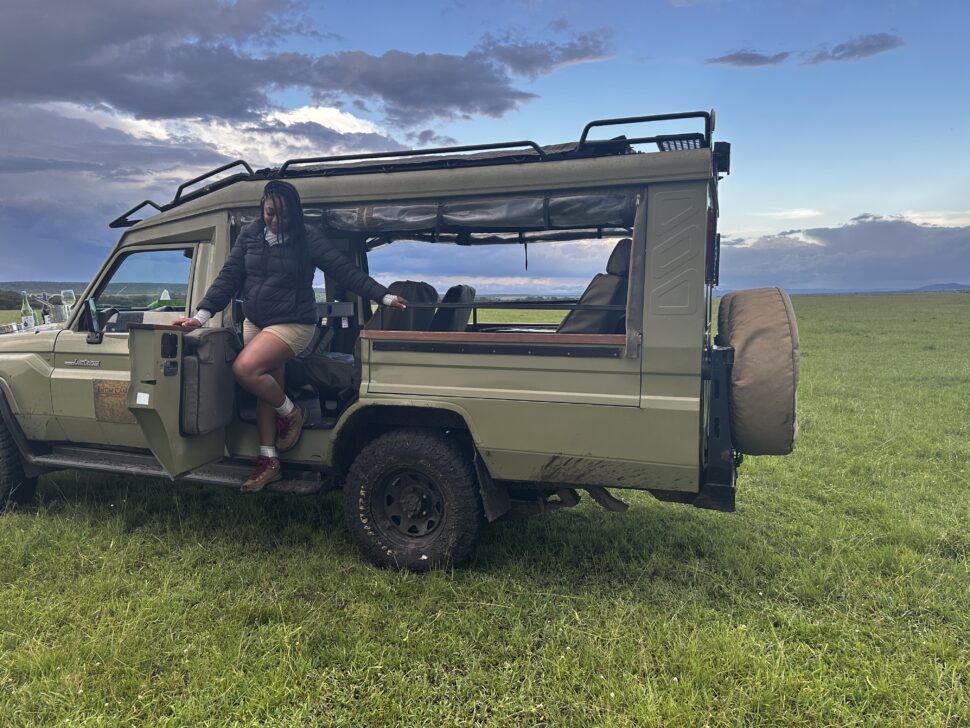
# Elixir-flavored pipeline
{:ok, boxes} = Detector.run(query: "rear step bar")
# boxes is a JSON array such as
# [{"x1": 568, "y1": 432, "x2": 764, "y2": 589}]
[{"x1": 30, "y1": 445, "x2": 324, "y2": 495}]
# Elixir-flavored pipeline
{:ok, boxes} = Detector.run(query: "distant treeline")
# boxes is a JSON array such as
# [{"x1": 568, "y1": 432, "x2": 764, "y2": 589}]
[
  {"x1": 0, "y1": 282, "x2": 88, "y2": 294},
  {"x1": 1, "y1": 283, "x2": 187, "y2": 310}
]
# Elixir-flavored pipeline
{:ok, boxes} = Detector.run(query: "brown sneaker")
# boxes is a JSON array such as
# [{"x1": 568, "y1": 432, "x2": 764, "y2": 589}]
[
  {"x1": 241, "y1": 456, "x2": 281, "y2": 492},
  {"x1": 275, "y1": 406, "x2": 306, "y2": 452}
]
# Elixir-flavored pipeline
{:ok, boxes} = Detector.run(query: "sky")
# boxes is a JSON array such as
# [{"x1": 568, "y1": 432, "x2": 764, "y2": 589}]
[{"x1": 1, "y1": 0, "x2": 968, "y2": 293}]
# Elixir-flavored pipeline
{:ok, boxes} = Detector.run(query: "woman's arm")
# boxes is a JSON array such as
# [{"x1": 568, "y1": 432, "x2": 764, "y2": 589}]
[
  {"x1": 307, "y1": 229, "x2": 390, "y2": 303},
  {"x1": 196, "y1": 235, "x2": 247, "y2": 316}
]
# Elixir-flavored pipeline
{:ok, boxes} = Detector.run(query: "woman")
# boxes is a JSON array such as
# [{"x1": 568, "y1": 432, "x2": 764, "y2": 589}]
[{"x1": 173, "y1": 180, "x2": 406, "y2": 492}]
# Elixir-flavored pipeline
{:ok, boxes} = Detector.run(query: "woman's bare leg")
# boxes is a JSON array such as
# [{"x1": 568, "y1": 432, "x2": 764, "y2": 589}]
[
  {"x1": 255, "y1": 366, "x2": 285, "y2": 447},
  {"x1": 232, "y1": 332, "x2": 294, "y2": 447}
]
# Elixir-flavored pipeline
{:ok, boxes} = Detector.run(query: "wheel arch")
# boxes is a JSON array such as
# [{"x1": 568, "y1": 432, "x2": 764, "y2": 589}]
[{"x1": 331, "y1": 400, "x2": 510, "y2": 522}]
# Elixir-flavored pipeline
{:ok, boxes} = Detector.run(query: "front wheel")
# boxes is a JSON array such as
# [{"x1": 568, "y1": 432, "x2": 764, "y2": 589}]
[
  {"x1": 342, "y1": 429, "x2": 484, "y2": 571},
  {"x1": 0, "y1": 420, "x2": 37, "y2": 511}
]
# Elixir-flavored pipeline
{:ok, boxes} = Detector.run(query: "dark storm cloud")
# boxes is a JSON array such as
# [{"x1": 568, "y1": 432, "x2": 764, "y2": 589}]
[
  {"x1": 706, "y1": 50, "x2": 791, "y2": 67},
  {"x1": 0, "y1": 104, "x2": 226, "y2": 176},
  {"x1": 0, "y1": 0, "x2": 609, "y2": 126},
  {"x1": 305, "y1": 49, "x2": 539, "y2": 126},
  {"x1": 0, "y1": 158, "x2": 105, "y2": 174},
  {"x1": 0, "y1": 103, "x2": 410, "y2": 280},
  {"x1": 806, "y1": 33, "x2": 904, "y2": 64},
  {"x1": 406, "y1": 130, "x2": 460, "y2": 147},
  {"x1": 721, "y1": 216, "x2": 970, "y2": 291},
  {"x1": 249, "y1": 120, "x2": 405, "y2": 154},
  {"x1": 473, "y1": 30, "x2": 611, "y2": 79}
]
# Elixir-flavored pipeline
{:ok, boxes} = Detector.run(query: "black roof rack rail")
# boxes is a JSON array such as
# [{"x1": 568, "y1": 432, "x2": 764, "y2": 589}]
[
  {"x1": 110, "y1": 161, "x2": 263, "y2": 227},
  {"x1": 174, "y1": 160, "x2": 254, "y2": 203},
  {"x1": 109, "y1": 111, "x2": 717, "y2": 229},
  {"x1": 578, "y1": 111, "x2": 714, "y2": 151},
  {"x1": 109, "y1": 199, "x2": 163, "y2": 229},
  {"x1": 279, "y1": 140, "x2": 546, "y2": 176}
]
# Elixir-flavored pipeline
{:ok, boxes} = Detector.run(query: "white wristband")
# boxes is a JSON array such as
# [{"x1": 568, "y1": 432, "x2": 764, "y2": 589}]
[
  {"x1": 382, "y1": 294, "x2": 395, "y2": 306},
  {"x1": 193, "y1": 309, "x2": 212, "y2": 325}
]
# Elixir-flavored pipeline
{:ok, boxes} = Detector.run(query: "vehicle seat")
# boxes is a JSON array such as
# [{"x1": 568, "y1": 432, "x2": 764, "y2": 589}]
[
  {"x1": 285, "y1": 325, "x2": 356, "y2": 392},
  {"x1": 365, "y1": 280, "x2": 439, "y2": 331},
  {"x1": 430, "y1": 285, "x2": 476, "y2": 332},
  {"x1": 556, "y1": 238, "x2": 631, "y2": 334}
]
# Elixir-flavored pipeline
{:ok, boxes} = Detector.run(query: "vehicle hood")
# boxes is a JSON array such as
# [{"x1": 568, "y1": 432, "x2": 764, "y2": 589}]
[{"x1": 0, "y1": 328, "x2": 61, "y2": 353}]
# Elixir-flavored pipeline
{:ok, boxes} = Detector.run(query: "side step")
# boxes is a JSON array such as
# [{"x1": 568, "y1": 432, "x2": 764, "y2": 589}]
[{"x1": 31, "y1": 446, "x2": 324, "y2": 495}]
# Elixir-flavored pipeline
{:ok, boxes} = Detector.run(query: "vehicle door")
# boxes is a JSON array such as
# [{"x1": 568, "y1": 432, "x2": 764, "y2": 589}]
[{"x1": 51, "y1": 221, "x2": 221, "y2": 449}]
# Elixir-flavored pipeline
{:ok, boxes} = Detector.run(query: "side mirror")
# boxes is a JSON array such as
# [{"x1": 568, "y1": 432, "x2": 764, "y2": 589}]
[{"x1": 86, "y1": 299, "x2": 104, "y2": 344}]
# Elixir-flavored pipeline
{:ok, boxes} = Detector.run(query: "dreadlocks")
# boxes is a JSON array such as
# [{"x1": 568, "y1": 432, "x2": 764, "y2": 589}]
[{"x1": 260, "y1": 180, "x2": 306, "y2": 246}]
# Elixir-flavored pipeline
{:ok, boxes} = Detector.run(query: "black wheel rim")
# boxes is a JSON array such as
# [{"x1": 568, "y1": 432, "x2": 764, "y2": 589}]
[{"x1": 374, "y1": 468, "x2": 445, "y2": 539}]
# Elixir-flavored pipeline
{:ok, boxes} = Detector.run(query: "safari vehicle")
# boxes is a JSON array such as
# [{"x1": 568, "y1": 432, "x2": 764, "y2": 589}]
[{"x1": 0, "y1": 111, "x2": 799, "y2": 570}]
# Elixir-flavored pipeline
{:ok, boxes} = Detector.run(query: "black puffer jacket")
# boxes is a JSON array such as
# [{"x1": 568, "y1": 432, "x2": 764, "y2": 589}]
[{"x1": 198, "y1": 221, "x2": 388, "y2": 328}]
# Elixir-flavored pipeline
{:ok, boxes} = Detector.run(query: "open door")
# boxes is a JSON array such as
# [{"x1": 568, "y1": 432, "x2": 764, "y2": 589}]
[{"x1": 127, "y1": 324, "x2": 238, "y2": 478}]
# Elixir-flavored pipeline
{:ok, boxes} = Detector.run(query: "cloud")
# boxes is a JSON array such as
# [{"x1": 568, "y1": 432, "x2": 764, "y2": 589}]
[
  {"x1": 806, "y1": 33, "x2": 904, "y2": 64},
  {"x1": 706, "y1": 50, "x2": 791, "y2": 67},
  {"x1": 720, "y1": 214, "x2": 970, "y2": 290},
  {"x1": 899, "y1": 210, "x2": 970, "y2": 227},
  {"x1": 749, "y1": 209, "x2": 823, "y2": 220},
  {"x1": 0, "y1": 103, "x2": 226, "y2": 180},
  {"x1": 306, "y1": 49, "x2": 539, "y2": 127},
  {"x1": 406, "y1": 130, "x2": 460, "y2": 147},
  {"x1": 0, "y1": 100, "x2": 410, "y2": 281},
  {"x1": 0, "y1": 0, "x2": 609, "y2": 128},
  {"x1": 472, "y1": 30, "x2": 611, "y2": 80}
]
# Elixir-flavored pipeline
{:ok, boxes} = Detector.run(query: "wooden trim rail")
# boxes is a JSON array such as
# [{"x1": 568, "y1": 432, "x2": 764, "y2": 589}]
[{"x1": 360, "y1": 330, "x2": 626, "y2": 345}]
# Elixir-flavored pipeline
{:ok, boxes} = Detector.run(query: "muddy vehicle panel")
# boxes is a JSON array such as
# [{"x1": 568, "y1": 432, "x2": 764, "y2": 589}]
[{"x1": 0, "y1": 112, "x2": 799, "y2": 570}]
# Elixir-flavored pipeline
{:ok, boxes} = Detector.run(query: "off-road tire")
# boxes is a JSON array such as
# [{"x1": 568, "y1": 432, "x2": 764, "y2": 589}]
[
  {"x1": 0, "y1": 420, "x2": 37, "y2": 511},
  {"x1": 343, "y1": 429, "x2": 484, "y2": 571},
  {"x1": 716, "y1": 287, "x2": 800, "y2": 455}
]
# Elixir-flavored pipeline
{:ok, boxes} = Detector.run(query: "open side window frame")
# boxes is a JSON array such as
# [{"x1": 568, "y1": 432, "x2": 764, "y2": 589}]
[{"x1": 74, "y1": 242, "x2": 202, "y2": 339}]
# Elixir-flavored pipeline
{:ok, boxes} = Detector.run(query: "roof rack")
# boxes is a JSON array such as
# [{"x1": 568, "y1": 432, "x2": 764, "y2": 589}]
[
  {"x1": 577, "y1": 111, "x2": 713, "y2": 151},
  {"x1": 109, "y1": 111, "x2": 715, "y2": 228},
  {"x1": 279, "y1": 140, "x2": 547, "y2": 176}
]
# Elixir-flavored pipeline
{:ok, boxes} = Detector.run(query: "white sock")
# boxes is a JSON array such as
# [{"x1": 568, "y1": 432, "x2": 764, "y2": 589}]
[
  {"x1": 274, "y1": 396, "x2": 295, "y2": 417},
  {"x1": 259, "y1": 446, "x2": 278, "y2": 459}
]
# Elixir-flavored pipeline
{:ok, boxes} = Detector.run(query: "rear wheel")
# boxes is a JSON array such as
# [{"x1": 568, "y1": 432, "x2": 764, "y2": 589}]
[
  {"x1": 343, "y1": 429, "x2": 483, "y2": 571},
  {"x1": 0, "y1": 419, "x2": 37, "y2": 511}
]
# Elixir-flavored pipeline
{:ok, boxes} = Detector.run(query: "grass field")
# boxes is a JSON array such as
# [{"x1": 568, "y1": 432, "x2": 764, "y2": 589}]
[
  {"x1": 0, "y1": 310, "x2": 21, "y2": 325},
  {"x1": 1, "y1": 294, "x2": 968, "y2": 726}
]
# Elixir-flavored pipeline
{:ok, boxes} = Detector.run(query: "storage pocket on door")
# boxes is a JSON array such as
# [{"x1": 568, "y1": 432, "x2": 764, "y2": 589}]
[{"x1": 180, "y1": 328, "x2": 240, "y2": 435}]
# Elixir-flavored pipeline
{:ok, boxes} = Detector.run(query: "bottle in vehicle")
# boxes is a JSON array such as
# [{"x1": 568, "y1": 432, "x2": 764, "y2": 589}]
[
  {"x1": 40, "y1": 293, "x2": 52, "y2": 325},
  {"x1": 20, "y1": 291, "x2": 34, "y2": 330}
]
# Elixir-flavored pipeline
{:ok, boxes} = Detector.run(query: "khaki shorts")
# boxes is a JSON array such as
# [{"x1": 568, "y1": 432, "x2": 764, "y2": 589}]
[{"x1": 243, "y1": 319, "x2": 316, "y2": 356}]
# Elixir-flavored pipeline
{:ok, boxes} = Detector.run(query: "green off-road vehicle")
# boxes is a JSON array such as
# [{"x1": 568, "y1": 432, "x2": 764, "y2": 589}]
[{"x1": 0, "y1": 112, "x2": 799, "y2": 570}]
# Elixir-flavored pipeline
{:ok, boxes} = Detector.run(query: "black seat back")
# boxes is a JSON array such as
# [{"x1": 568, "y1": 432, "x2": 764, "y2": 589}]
[
  {"x1": 556, "y1": 238, "x2": 631, "y2": 334},
  {"x1": 365, "y1": 280, "x2": 439, "y2": 331},
  {"x1": 430, "y1": 285, "x2": 476, "y2": 332}
]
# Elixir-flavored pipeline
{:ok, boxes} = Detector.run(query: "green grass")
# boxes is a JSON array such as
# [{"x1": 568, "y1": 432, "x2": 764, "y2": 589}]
[
  {"x1": 0, "y1": 310, "x2": 21, "y2": 325},
  {"x1": 1, "y1": 294, "x2": 969, "y2": 726}
]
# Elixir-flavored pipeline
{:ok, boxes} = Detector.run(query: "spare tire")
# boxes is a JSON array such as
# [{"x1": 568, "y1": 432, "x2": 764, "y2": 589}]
[{"x1": 716, "y1": 287, "x2": 799, "y2": 455}]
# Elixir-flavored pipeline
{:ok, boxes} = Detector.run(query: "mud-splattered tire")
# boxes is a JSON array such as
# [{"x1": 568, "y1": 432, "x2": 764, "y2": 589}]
[
  {"x1": 343, "y1": 429, "x2": 484, "y2": 571},
  {"x1": 717, "y1": 287, "x2": 800, "y2": 455},
  {"x1": 0, "y1": 419, "x2": 37, "y2": 511}
]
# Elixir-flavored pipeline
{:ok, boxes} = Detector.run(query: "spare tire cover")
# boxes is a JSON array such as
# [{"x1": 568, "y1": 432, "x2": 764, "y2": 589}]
[{"x1": 716, "y1": 287, "x2": 799, "y2": 455}]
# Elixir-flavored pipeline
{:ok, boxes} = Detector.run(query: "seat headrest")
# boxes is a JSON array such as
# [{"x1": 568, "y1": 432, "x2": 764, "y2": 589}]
[{"x1": 606, "y1": 238, "x2": 633, "y2": 276}]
